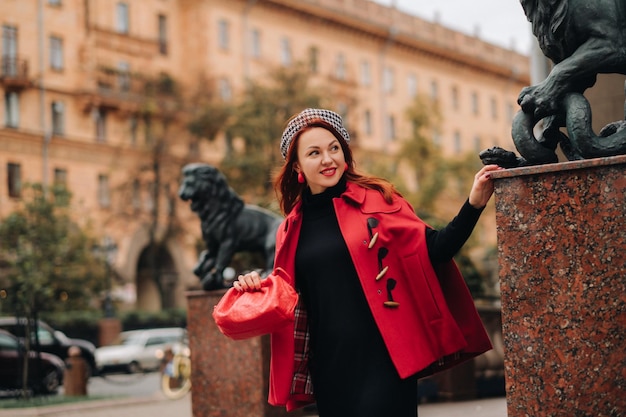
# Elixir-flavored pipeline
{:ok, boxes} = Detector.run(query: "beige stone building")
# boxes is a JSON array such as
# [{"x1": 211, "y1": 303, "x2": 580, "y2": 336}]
[{"x1": 1, "y1": 0, "x2": 531, "y2": 310}]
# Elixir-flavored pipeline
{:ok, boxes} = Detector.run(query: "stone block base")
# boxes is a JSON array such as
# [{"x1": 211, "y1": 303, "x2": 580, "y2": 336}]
[
  {"x1": 186, "y1": 290, "x2": 302, "y2": 417},
  {"x1": 492, "y1": 156, "x2": 626, "y2": 416}
]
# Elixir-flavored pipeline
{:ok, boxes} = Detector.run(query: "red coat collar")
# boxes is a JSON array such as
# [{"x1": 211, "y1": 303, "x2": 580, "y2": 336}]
[{"x1": 287, "y1": 181, "x2": 401, "y2": 218}]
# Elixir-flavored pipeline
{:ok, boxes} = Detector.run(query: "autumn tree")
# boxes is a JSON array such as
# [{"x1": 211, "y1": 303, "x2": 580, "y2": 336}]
[
  {"x1": 392, "y1": 95, "x2": 487, "y2": 297},
  {"x1": 220, "y1": 64, "x2": 326, "y2": 204},
  {"x1": 0, "y1": 183, "x2": 106, "y2": 315},
  {"x1": 111, "y1": 71, "x2": 192, "y2": 309},
  {"x1": 0, "y1": 183, "x2": 106, "y2": 396}
]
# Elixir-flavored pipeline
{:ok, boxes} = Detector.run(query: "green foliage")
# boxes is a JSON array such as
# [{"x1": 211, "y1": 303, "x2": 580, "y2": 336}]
[
  {"x1": 395, "y1": 95, "x2": 447, "y2": 213},
  {"x1": 0, "y1": 184, "x2": 107, "y2": 316},
  {"x1": 118, "y1": 308, "x2": 187, "y2": 331},
  {"x1": 187, "y1": 102, "x2": 232, "y2": 142},
  {"x1": 222, "y1": 64, "x2": 326, "y2": 202}
]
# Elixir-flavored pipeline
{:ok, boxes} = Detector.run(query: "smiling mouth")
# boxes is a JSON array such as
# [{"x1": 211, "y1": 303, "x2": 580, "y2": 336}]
[{"x1": 321, "y1": 168, "x2": 336, "y2": 176}]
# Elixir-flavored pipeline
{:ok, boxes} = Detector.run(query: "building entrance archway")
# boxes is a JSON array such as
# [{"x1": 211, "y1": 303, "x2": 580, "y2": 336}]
[{"x1": 136, "y1": 244, "x2": 178, "y2": 311}]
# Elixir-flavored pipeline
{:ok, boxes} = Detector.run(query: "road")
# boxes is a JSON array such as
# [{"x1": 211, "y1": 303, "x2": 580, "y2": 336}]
[
  {"x1": 0, "y1": 372, "x2": 507, "y2": 417},
  {"x1": 85, "y1": 371, "x2": 162, "y2": 398},
  {"x1": 0, "y1": 371, "x2": 193, "y2": 417}
]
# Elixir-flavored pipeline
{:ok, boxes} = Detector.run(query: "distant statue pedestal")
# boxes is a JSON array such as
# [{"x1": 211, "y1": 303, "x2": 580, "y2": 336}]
[
  {"x1": 492, "y1": 155, "x2": 626, "y2": 416},
  {"x1": 186, "y1": 290, "x2": 302, "y2": 417}
]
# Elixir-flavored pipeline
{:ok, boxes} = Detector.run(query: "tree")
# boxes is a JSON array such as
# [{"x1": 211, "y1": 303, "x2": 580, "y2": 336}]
[
  {"x1": 394, "y1": 94, "x2": 447, "y2": 213},
  {"x1": 111, "y1": 71, "x2": 194, "y2": 309},
  {"x1": 388, "y1": 95, "x2": 488, "y2": 297},
  {"x1": 220, "y1": 64, "x2": 326, "y2": 204},
  {"x1": 0, "y1": 184, "x2": 106, "y2": 314},
  {"x1": 0, "y1": 183, "x2": 106, "y2": 396}
]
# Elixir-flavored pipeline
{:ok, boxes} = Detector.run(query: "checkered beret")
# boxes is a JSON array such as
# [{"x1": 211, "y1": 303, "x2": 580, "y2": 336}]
[{"x1": 280, "y1": 108, "x2": 350, "y2": 159}]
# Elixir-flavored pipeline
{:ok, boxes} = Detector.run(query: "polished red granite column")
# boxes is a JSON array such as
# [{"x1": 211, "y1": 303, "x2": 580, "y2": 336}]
[
  {"x1": 186, "y1": 290, "x2": 302, "y2": 417},
  {"x1": 492, "y1": 155, "x2": 626, "y2": 416}
]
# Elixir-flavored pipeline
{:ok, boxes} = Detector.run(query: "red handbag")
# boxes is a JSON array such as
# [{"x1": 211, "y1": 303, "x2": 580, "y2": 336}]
[{"x1": 212, "y1": 267, "x2": 298, "y2": 340}]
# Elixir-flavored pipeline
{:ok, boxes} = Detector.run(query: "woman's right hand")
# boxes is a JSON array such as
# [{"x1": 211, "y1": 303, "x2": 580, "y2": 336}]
[{"x1": 233, "y1": 270, "x2": 263, "y2": 292}]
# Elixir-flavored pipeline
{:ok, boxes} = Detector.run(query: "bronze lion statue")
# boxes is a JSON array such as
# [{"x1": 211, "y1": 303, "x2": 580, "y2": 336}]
[
  {"x1": 178, "y1": 163, "x2": 283, "y2": 290},
  {"x1": 481, "y1": 0, "x2": 626, "y2": 166}
]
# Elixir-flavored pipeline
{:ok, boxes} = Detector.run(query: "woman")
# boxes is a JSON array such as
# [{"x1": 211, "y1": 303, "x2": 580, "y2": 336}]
[{"x1": 234, "y1": 108, "x2": 501, "y2": 416}]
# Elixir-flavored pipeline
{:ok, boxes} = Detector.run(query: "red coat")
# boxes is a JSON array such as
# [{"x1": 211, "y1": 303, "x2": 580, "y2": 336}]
[{"x1": 268, "y1": 181, "x2": 492, "y2": 410}]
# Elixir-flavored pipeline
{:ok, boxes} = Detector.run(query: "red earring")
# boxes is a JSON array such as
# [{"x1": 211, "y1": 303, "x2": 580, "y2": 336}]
[
  {"x1": 345, "y1": 162, "x2": 349, "y2": 171},
  {"x1": 297, "y1": 172, "x2": 305, "y2": 183}
]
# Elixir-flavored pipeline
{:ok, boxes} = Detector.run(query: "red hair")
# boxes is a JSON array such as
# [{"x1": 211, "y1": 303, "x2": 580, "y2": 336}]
[{"x1": 273, "y1": 119, "x2": 400, "y2": 214}]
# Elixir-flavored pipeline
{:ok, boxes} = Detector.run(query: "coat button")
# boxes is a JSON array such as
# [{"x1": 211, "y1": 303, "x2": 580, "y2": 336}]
[
  {"x1": 367, "y1": 232, "x2": 379, "y2": 249},
  {"x1": 383, "y1": 301, "x2": 399, "y2": 308},
  {"x1": 375, "y1": 266, "x2": 389, "y2": 281}
]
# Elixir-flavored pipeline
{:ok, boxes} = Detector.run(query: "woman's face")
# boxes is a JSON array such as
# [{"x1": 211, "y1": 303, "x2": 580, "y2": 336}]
[{"x1": 294, "y1": 127, "x2": 346, "y2": 195}]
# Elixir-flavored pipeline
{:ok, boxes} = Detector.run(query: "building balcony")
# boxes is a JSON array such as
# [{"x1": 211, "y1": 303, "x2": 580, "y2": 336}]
[
  {"x1": 79, "y1": 66, "x2": 180, "y2": 116},
  {"x1": 0, "y1": 55, "x2": 33, "y2": 90},
  {"x1": 78, "y1": 66, "x2": 146, "y2": 114}
]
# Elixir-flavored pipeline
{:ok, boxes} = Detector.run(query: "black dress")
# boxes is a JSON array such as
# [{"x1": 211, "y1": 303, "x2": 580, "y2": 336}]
[{"x1": 295, "y1": 179, "x2": 482, "y2": 417}]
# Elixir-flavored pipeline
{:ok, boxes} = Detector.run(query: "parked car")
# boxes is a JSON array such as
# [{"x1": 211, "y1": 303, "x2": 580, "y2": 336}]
[
  {"x1": 0, "y1": 329, "x2": 65, "y2": 394},
  {"x1": 0, "y1": 317, "x2": 97, "y2": 376},
  {"x1": 95, "y1": 327, "x2": 187, "y2": 374}
]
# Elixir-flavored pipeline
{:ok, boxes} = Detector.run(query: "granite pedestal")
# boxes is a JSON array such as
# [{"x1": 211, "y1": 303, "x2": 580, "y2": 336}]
[
  {"x1": 186, "y1": 289, "x2": 302, "y2": 417},
  {"x1": 492, "y1": 156, "x2": 626, "y2": 416}
]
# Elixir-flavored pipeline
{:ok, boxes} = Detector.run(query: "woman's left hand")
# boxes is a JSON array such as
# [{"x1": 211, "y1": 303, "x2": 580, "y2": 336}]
[{"x1": 468, "y1": 164, "x2": 503, "y2": 209}]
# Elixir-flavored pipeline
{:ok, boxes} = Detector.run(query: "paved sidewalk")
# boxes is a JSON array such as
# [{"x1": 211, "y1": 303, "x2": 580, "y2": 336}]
[
  {"x1": 0, "y1": 392, "x2": 191, "y2": 417},
  {"x1": 418, "y1": 397, "x2": 507, "y2": 416},
  {"x1": 0, "y1": 394, "x2": 507, "y2": 417}
]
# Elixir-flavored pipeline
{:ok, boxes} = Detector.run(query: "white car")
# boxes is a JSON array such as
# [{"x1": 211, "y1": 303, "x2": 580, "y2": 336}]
[{"x1": 95, "y1": 327, "x2": 186, "y2": 374}]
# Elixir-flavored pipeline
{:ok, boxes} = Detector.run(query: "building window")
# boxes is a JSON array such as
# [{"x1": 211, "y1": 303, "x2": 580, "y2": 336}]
[
  {"x1": 430, "y1": 80, "x2": 438, "y2": 101},
  {"x1": 129, "y1": 115, "x2": 138, "y2": 145},
  {"x1": 308, "y1": 46, "x2": 318, "y2": 73},
  {"x1": 7, "y1": 163, "x2": 21, "y2": 198},
  {"x1": 337, "y1": 103, "x2": 348, "y2": 130},
  {"x1": 454, "y1": 131, "x2": 462, "y2": 154},
  {"x1": 506, "y1": 103, "x2": 515, "y2": 122},
  {"x1": 132, "y1": 179, "x2": 141, "y2": 210},
  {"x1": 474, "y1": 136, "x2": 482, "y2": 153},
  {"x1": 145, "y1": 181, "x2": 155, "y2": 211},
  {"x1": 54, "y1": 168, "x2": 67, "y2": 185},
  {"x1": 49, "y1": 36, "x2": 63, "y2": 70},
  {"x1": 280, "y1": 37, "x2": 291, "y2": 66},
  {"x1": 250, "y1": 28, "x2": 261, "y2": 58},
  {"x1": 363, "y1": 109, "x2": 372, "y2": 136},
  {"x1": 116, "y1": 2, "x2": 129, "y2": 34},
  {"x1": 158, "y1": 15, "x2": 167, "y2": 55},
  {"x1": 360, "y1": 60, "x2": 371, "y2": 86},
  {"x1": 335, "y1": 53, "x2": 346, "y2": 80},
  {"x1": 386, "y1": 114, "x2": 396, "y2": 141},
  {"x1": 218, "y1": 19, "x2": 229, "y2": 50},
  {"x1": 4, "y1": 91, "x2": 19, "y2": 128},
  {"x1": 407, "y1": 74, "x2": 417, "y2": 98},
  {"x1": 51, "y1": 101, "x2": 65, "y2": 136},
  {"x1": 117, "y1": 61, "x2": 130, "y2": 91},
  {"x1": 53, "y1": 168, "x2": 69, "y2": 203},
  {"x1": 48, "y1": 0, "x2": 62, "y2": 5},
  {"x1": 432, "y1": 130, "x2": 441, "y2": 146},
  {"x1": 95, "y1": 108, "x2": 107, "y2": 142},
  {"x1": 98, "y1": 174, "x2": 111, "y2": 208},
  {"x1": 383, "y1": 67, "x2": 394, "y2": 93},
  {"x1": 144, "y1": 115, "x2": 153, "y2": 145},
  {"x1": 2, "y1": 25, "x2": 18, "y2": 77},
  {"x1": 451, "y1": 86, "x2": 459, "y2": 110},
  {"x1": 218, "y1": 78, "x2": 232, "y2": 102},
  {"x1": 471, "y1": 91, "x2": 479, "y2": 115},
  {"x1": 491, "y1": 97, "x2": 498, "y2": 120}
]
